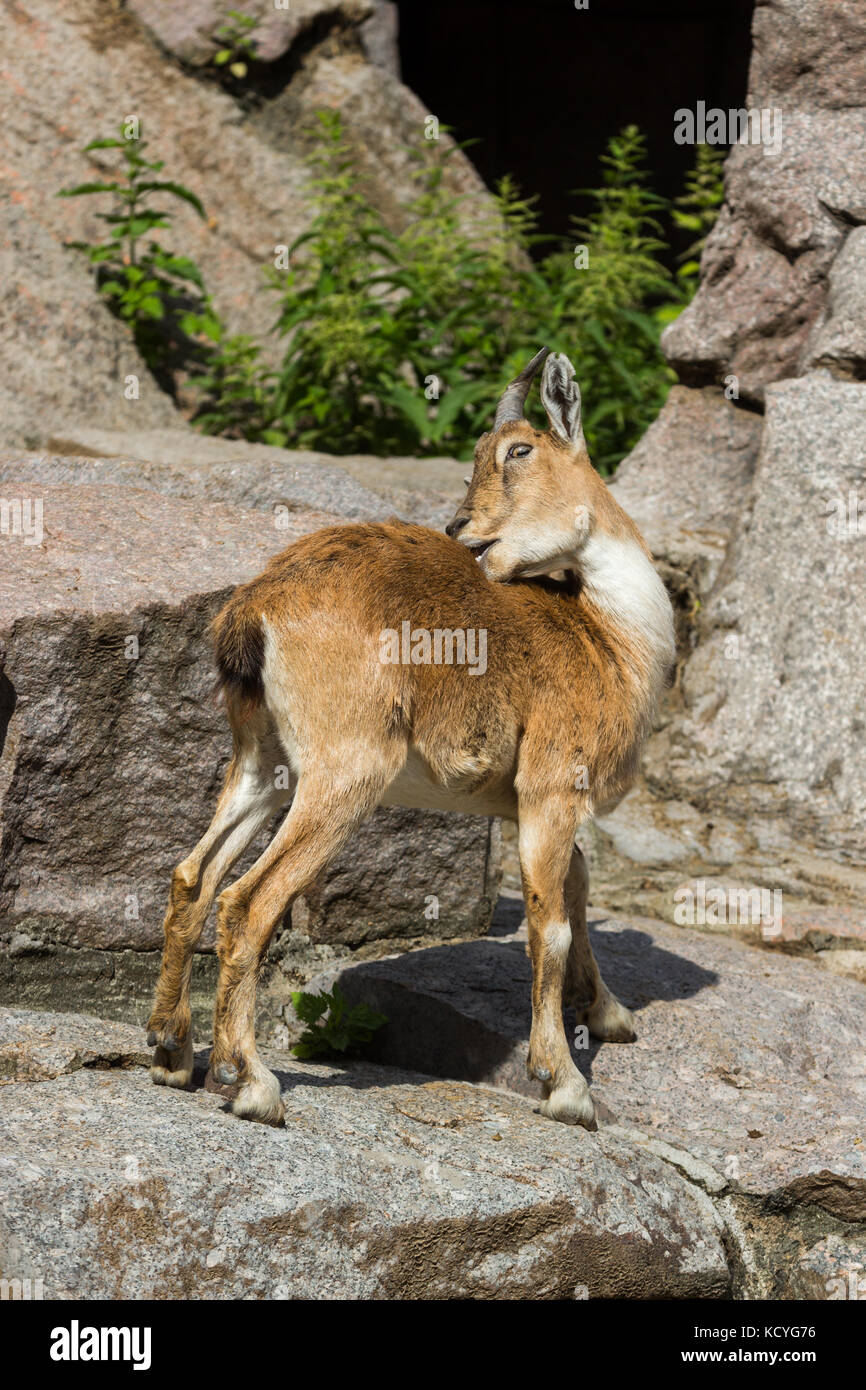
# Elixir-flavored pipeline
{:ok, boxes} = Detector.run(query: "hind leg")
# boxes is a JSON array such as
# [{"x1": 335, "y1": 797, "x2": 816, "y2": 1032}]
[
  {"x1": 211, "y1": 750, "x2": 403, "y2": 1125},
  {"x1": 564, "y1": 843, "x2": 636, "y2": 1043},
  {"x1": 148, "y1": 710, "x2": 291, "y2": 1088}
]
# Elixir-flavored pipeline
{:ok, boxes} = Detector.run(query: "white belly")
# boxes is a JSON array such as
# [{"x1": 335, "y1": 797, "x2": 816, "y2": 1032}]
[{"x1": 380, "y1": 747, "x2": 518, "y2": 819}]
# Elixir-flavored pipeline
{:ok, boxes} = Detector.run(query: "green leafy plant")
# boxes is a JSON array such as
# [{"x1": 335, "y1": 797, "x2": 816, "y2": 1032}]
[
  {"x1": 373, "y1": 148, "x2": 541, "y2": 453},
  {"x1": 290, "y1": 986, "x2": 387, "y2": 1060},
  {"x1": 212, "y1": 9, "x2": 261, "y2": 80},
  {"x1": 535, "y1": 125, "x2": 681, "y2": 471},
  {"x1": 262, "y1": 118, "x2": 722, "y2": 471},
  {"x1": 670, "y1": 142, "x2": 726, "y2": 303},
  {"x1": 59, "y1": 114, "x2": 724, "y2": 473},
  {"x1": 58, "y1": 125, "x2": 217, "y2": 386},
  {"x1": 264, "y1": 110, "x2": 398, "y2": 452},
  {"x1": 190, "y1": 331, "x2": 283, "y2": 441},
  {"x1": 265, "y1": 122, "x2": 543, "y2": 459}
]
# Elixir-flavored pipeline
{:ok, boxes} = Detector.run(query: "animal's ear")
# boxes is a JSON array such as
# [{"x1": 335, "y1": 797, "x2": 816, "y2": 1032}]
[{"x1": 540, "y1": 352, "x2": 584, "y2": 448}]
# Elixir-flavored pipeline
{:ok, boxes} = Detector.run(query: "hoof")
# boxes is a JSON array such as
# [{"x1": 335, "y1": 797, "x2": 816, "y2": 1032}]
[
  {"x1": 205, "y1": 1068, "x2": 239, "y2": 1101},
  {"x1": 147, "y1": 1026, "x2": 181, "y2": 1053},
  {"x1": 151, "y1": 1033, "x2": 194, "y2": 1090},
  {"x1": 538, "y1": 1078, "x2": 597, "y2": 1130},
  {"x1": 577, "y1": 995, "x2": 637, "y2": 1044},
  {"x1": 232, "y1": 1065, "x2": 285, "y2": 1127}
]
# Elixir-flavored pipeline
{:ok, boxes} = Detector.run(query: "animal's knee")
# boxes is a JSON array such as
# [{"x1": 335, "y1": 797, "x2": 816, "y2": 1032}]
[
  {"x1": 544, "y1": 919, "x2": 572, "y2": 961},
  {"x1": 216, "y1": 885, "x2": 248, "y2": 949},
  {"x1": 163, "y1": 864, "x2": 202, "y2": 942},
  {"x1": 168, "y1": 862, "x2": 197, "y2": 909}
]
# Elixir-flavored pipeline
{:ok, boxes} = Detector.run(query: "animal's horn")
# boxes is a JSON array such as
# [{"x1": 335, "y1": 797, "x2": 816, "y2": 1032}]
[{"x1": 492, "y1": 346, "x2": 551, "y2": 431}]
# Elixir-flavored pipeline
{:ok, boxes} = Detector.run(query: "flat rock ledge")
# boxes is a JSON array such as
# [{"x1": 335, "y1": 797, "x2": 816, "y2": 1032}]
[
  {"x1": 1, "y1": 1008, "x2": 728, "y2": 1300},
  {"x1": 312, "y1": 899, "x2": 866, "y2": 1214},
  {"x1": 2, "y1": 980, "x2": 864, "y2": 1299},
  {"x1": 305, "y1": 897, "x2": 866, "y2": 1298},
  {"x1": 37, "y1": 426, "x2": 463, "y2": 529}
]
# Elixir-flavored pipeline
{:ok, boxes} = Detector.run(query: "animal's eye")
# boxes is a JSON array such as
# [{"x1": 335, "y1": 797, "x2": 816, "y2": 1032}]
[{"x1": 506, "y1": 443, "x2": 532, "y2": 460}]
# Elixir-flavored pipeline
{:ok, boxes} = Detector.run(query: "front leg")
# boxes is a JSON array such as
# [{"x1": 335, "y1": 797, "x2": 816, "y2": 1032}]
[{"x1": 518, "y1": 799, "x2": 596, "y2": 1129}]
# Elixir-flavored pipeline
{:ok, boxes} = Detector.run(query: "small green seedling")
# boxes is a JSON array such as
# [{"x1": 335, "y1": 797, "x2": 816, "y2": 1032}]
[
  {"x1": 213, "y1": 9, "x2": 261, "y2": 79},
  {"x1": 290, "y1": 986, "x2": 387, "y2": 1060}
]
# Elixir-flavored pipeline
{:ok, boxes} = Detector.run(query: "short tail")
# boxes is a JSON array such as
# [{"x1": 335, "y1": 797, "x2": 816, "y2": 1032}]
[{"x1": 211, "y1": 591, "x2": 265, "y2": 708}]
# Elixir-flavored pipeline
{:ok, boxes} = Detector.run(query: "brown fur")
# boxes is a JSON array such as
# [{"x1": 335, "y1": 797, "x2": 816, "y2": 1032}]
[
  {"x1": 214, "y1": 520, "x2": 651, "y2": 810},
  {"x1": 147, "y1": 382, "x2": 672, "y2": 1130}
]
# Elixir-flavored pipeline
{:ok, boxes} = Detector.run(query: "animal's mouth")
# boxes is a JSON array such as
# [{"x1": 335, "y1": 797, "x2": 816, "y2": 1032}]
[{"x1": 464, "y1": 539, "x2": 498, "y2": 564}]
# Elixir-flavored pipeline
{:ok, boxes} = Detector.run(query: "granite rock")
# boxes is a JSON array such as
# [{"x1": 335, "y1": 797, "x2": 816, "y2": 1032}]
[
  {"x1": 749, "y1": 0, "x2": 866, "y2": 111},
  {"x1": 586, "y1": 374, "x2": 866, "y2": 926},
  {"x1": 17, "y1": 435, "x2": 390, "y2": 523},
  {"x1": 38, "y1": 425, "x2": 463, "y2": 527},
  {"x1": 311, "y1": 899, "x2": 866, "y2": 1219},
  {"x1": 658, "y1": 375, "x2": 866, "y2": 864},
  {"x1": 0, "y1": 0, "x2": 487, "y2": 449},
  {"x1": 0, "y1": 1008, "x2": 149, "y2": 1085},
  {"x1": 805, "y1": 226, "x2": 866, "y2": 378},
  {"x1": 0, "y1": 1008, "x2": 729, "y2": 1300},
  {"x1": 661, "y1": 0, "x2": 866, "y2": 395},
  {"x1": 662, "y1": 112, "x2": 866, "y2": 398},
  {"x1": 126, "y1": 0, "x2": 377, "y2": 68}
]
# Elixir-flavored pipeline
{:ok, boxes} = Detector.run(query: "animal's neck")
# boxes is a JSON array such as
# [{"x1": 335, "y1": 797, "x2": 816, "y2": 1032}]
[{"x1": 575, "y1": 529, "x2": 675, "y2": 704}]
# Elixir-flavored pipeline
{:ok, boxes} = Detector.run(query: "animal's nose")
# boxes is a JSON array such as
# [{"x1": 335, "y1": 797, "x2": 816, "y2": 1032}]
[{"x1": 445, "y1": 514, "x2": 470, "y2": 539}]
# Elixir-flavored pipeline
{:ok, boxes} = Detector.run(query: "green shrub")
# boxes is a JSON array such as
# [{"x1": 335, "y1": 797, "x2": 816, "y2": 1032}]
[
  {"x1": 265, "y1": 110, "x2": 401, "y2": 453},
  {"x1": 670, "y1": 142, "x2": 726, "y2": 304},
  {"x1": 257, "y1": 117, "x2": 722, "y2": 471},
  {"x1": 60, "y1": 116, "x2": 724, "y2": 474},
  {"x1": 188, "y1": 332, "x2": 280, "y2": 442},
  {"x1": 535, "y1": 126, "x2": 681, "y2": 471}
]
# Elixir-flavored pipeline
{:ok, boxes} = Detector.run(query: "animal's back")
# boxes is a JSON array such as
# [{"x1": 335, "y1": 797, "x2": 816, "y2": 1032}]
[
  {"x1": 212, "y1": 520, "x2": 600, "y2": 816},
  {"x1": 214, "y1": 519, "x2": 586, "y2": 705}
]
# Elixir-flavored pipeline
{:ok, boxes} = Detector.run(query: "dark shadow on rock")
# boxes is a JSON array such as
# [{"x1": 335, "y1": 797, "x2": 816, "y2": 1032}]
[
  {"x1": 486, "y1": 893, "x2": 526, "y2": 938},
  {"x1": 586, "y1": 919, "x2": 719, "y2": 1009},
  {"x1": 283, "y1": 923, "x2": 720, "y2": 1098},
  {"x1": 187, "y1": 918, "x2": 718, "y2": 1108},
  {"x1": 0, "y1": 671, "x2": 15, "y2": 759}
]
